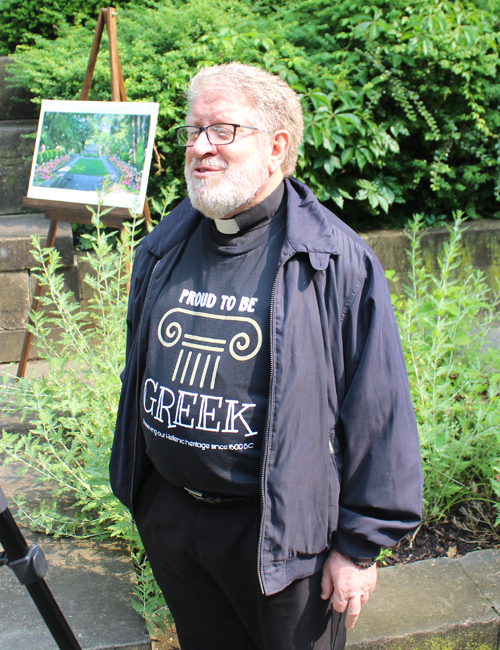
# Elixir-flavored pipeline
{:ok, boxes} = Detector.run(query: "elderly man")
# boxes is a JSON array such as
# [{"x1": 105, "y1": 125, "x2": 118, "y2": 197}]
[{"x1": 110, "y1": 63, "x2": 422, "y2": 650}]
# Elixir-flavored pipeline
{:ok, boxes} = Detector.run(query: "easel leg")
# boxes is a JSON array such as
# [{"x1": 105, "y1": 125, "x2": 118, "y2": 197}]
[{"x1": 16, "y1": 220, "x2": 59, "y2": 379}]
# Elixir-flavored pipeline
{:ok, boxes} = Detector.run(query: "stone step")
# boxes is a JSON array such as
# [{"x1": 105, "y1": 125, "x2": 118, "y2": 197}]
[
  {"x1": 346, "y1": 550, "x2": 500, "y2": 649},
  {"x1": 0, "y1": 213, "x2": 73, "y2": 271},
  {"x1": 0, "y1": 463, "x2": 151, "y2": 650}
]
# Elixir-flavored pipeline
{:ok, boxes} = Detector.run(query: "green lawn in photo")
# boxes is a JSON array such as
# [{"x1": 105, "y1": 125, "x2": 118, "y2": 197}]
[{"x1": 69, "y1": 158, "x2": 108, "y2": 176}]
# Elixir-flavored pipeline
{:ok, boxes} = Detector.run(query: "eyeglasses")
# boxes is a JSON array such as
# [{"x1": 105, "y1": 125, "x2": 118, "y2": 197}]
[{"x1": 175, "y1": 123, "x2": 259, "y2": 147}]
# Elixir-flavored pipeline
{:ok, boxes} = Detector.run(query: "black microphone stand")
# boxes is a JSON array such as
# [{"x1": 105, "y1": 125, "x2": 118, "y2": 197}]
[{"x1": 0, "y1": 485, "x2": 82, "y2": 650}]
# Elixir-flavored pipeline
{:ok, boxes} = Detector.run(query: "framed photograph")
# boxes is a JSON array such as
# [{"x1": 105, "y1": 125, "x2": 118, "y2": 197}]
[{"x1": 27, "y1": 99, "x2": 159, "y2": 210}]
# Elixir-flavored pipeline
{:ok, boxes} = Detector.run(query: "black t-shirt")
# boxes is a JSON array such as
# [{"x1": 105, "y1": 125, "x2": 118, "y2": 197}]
[{"x1": 141, "y1": 184, "x2": 286, "y2": 495}]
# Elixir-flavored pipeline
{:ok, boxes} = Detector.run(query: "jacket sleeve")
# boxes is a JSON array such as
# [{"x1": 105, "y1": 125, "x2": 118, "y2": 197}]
[{"x1": 332, "y1": 253, "x2": 423, "y2": 559}]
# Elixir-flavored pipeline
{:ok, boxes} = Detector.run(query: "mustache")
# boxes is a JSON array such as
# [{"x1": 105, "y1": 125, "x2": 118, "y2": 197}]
[{"x1": 187, "y1": 156, "x2": 228, "y2": 171}]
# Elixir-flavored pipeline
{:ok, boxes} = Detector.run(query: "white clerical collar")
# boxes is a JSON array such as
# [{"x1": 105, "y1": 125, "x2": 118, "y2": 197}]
[{"x1": 213, "y1": 218, "x2": 240, "y2": 234}]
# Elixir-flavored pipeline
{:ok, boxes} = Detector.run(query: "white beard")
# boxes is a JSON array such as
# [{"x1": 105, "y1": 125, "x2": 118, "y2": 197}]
[{"x1": 185, "y1": 145, "x2": 270, "y2": 220}]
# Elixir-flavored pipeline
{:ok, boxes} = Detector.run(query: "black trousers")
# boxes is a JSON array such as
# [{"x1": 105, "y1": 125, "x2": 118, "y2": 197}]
[{"x1": 135, "y1": 467, "x2": 346, "y2": 650}]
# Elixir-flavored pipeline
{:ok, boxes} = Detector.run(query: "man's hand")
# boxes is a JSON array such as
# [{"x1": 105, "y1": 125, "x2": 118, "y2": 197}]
[{"x1": 320, "y1": 549, "x2": 377, "y2": 630}]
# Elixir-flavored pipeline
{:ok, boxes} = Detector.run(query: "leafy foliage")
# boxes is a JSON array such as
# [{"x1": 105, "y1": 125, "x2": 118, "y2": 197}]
[
  {"x1": 8, "y1": 0, "x2": 500, "y2": 229},
  {"x1": 0, "y1": 0, "x2": 150, "y2": 55},
  {"x1": 390, "y1": 213, "x2": 500, "y2": 521}
]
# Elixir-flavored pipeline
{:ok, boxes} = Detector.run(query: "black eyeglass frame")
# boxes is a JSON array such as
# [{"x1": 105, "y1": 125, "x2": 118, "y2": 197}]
[{"x1": 175, "y1": 123, "x2": 260, "y2": 147}]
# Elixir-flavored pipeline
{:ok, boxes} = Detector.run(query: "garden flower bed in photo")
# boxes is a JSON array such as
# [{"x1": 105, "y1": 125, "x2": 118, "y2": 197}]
[
  {"x1": 33, "y1": 154, "x2": 72, "y2": 183},
  {"x1": 108, "y1": 155, "x2": 142, "y2": 192}
]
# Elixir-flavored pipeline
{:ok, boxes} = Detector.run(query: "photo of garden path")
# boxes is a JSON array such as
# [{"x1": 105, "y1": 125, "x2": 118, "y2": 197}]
[{"x1": 33, "y1": 111, "x2": 150, "y2": 200}]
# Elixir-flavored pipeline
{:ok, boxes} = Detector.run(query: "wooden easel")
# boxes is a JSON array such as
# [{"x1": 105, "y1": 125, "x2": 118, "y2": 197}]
[{"x1": 17, "y1": 7, "x2": 152, "y2": 378}]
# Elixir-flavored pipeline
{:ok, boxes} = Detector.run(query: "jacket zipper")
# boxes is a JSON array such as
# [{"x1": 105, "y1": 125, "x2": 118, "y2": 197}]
[
  {"x1": 257, "y1": 251, "x2": 295, "y2": 594},
  {"x1": 130, "y1": 258, "x2": 161, "y2": 518}
]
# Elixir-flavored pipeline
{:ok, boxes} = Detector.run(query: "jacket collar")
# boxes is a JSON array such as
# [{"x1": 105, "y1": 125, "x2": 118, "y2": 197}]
[
  {"x1": 142, "y1": 177, "x2": 341, "y2": 269},
  {"x1": 284, "y1": 178, "x2": 341, "y2": 269}
]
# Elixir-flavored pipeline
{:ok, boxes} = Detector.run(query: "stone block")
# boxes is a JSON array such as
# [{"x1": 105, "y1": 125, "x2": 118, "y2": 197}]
[
  {"x1": 0, "y1": 329, "x2": 28, "y2": 363},
  {"x1": 0, "y1": 327, "x2": 65, "y2": 364},
  {"x1": 346, "y1": 557, "x2": 499, "y2": 650},
  {"x1": 360, "y1": 219, "x2": 500, "y2": 293},
  {"x1": 0, "y1": 57, "x2": 37, "y2": 121},
  {"x1": 458, "y1": 549, "x2": 500, "y2": 613},
  {"x1": 0, "y1": 270, "x2": 30, "y2": 329},
  {"x1": 0, "y1": 120, "x2": 37, "y2": 161},
  {"x1": 0, "y1": 120, "x2": 38, "y2": 215},
  {"x1": 0, "y1": 215, "x2": 73, "y2": 271}
]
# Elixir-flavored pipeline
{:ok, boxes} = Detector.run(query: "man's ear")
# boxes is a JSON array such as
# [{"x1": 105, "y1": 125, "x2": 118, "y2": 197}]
[{"x1": 268, "y1": 130, "x2": 290, "y2": 174}]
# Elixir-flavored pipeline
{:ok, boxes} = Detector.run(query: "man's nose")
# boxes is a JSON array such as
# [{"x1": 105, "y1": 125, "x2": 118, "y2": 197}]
[{"x1": 191, "y1": 130, "x2": 218, "y2": 157}]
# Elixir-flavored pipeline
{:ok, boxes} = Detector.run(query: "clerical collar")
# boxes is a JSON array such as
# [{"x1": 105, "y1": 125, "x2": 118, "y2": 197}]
[{"x1": 213, "y1": 182, "x2": 285, "y2": 234}]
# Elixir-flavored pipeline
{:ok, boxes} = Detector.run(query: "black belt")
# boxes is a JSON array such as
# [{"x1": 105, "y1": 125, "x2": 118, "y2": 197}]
[{"x1": 184, "y1": 488, "x2": 255, "y2": 506}]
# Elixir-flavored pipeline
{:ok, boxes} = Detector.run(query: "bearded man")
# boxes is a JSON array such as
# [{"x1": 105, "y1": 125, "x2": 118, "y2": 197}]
[{"x1": 110, "y1": 63, "x2": 422, "y2": 650}]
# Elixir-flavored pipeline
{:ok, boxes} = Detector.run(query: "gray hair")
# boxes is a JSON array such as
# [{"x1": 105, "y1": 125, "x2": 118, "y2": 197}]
[{"x1": 186, "y1": 63, "x2": 304, "y2": 177}]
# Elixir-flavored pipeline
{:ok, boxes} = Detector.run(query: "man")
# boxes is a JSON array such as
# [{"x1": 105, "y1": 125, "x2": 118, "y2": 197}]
[{"x1": 110, "y1": 63, "x2": 422, "y2": 650}]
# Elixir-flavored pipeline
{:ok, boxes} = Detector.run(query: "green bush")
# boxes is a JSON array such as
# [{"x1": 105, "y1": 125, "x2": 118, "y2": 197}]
[
  {"x1": 0, "y1": 0, "x2": 150, "y2": 56},
  {"x1": 8, "y1": 0, "x2": 500, "y2": 229},
  {"x1": 389, "y1": 213, "x2": 500, "y2": 521}
]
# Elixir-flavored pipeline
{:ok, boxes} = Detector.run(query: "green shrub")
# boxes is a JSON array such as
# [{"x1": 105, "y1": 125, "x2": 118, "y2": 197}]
[
  {"x1": 8, "y1": 0, "x2": 500, "y2": 230},
  {"x1": 0, "y1": 0, "x2": 150, "y2": 56},
  {"x1": 389, "y1": 213, "x2": 500, "y2": 521}
]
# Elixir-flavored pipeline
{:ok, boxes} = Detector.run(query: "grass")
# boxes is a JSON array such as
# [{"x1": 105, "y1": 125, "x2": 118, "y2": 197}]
[{"x1": 70, "y1": 158, "x2": 108, "y2": 176}]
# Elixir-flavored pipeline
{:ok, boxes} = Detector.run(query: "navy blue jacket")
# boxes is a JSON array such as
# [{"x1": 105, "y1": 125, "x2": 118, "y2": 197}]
[{"x1": 110, "y1": 178, "x2": 423, "y2": 595}]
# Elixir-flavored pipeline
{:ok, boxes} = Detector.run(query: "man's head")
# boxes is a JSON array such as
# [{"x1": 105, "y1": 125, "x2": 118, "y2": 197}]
[{"x1": 181, "y1": 63, "x2": 304, "y2": 220}]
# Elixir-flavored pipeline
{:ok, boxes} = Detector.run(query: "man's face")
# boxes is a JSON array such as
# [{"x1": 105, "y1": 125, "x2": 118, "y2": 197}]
[{"x1": 184, "y1": 91, "x2": 273, "y2": 220}]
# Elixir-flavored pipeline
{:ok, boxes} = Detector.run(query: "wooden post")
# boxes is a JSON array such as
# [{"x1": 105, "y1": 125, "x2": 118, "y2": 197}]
[{"x1": 17, "y1": 6, "x2": 151, "y2": 378}]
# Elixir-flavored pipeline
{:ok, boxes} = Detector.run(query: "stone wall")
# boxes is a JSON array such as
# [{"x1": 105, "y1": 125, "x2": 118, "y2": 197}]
[
  {"x1": 360, "y1": 219, "x2": 500, "y2": 294},
  {"x1": 0, "y1": 215, "x2": 76, "y2": 363},
  {"x1": 0, "y1": 56, "x2": 79, "y2": 364}
]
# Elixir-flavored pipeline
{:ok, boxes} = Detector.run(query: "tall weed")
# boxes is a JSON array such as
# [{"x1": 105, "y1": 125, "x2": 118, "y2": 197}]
[{"x1": 391, "y1": 213, "x2": 500, "y2": 522}]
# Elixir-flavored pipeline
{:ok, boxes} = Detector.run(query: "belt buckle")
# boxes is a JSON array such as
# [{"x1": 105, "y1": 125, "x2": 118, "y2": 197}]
[{"x1": 184, "y1": 488, "x2": 206, "y2": 501}]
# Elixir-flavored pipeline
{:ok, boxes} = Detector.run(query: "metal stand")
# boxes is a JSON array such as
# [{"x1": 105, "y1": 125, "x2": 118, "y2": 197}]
[{"x1": 0, "y1": 486, "x2": 82, "y2": 650}]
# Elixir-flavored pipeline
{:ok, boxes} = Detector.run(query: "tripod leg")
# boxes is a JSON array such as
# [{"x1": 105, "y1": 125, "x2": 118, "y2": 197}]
[{"x1": 0, "y1": 488, "x2": 82, "y2": 650}]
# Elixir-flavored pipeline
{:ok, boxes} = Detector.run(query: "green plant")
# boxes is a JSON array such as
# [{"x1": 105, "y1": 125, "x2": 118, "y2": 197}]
[
  {"x1": 376, "y1": 548, "x2": 393, "y2": 566},
  {"x1": 0, "y1": 0, "x2": 150, "y2": 55},
  {"x1": 0, "y1": 196, "x2": 176, "y2": 629},
  {"x1": 389, "y1": 212, "x2": 500, "y2": 521},
  {"x1": 9, "y1": 0, "x2": 500, "y2": 230}
]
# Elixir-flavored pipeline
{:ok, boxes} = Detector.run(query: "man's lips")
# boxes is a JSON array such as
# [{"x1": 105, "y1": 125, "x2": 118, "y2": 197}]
[
  {"x1": 189, "y1": 157, "x2": 227, "y2": 177},
  {"x1": 192, "y1": 165, "x2": 224, "y2": 176}
]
